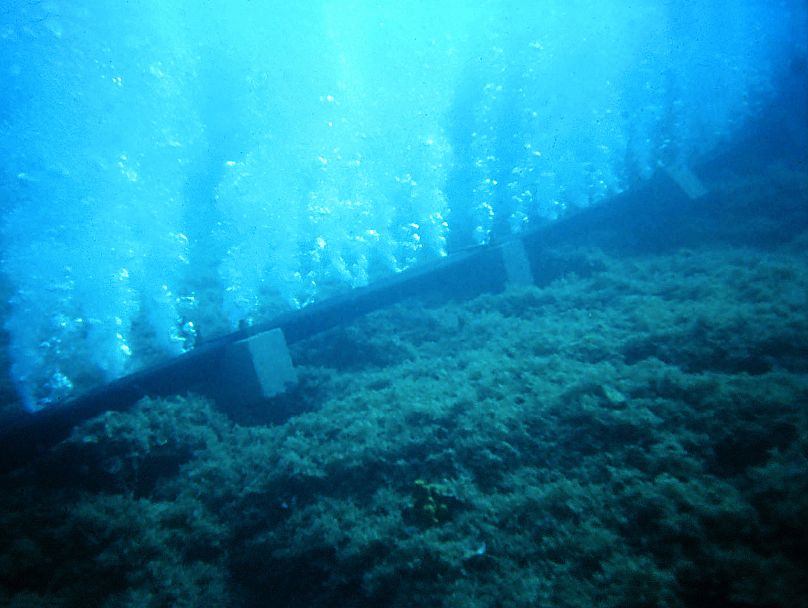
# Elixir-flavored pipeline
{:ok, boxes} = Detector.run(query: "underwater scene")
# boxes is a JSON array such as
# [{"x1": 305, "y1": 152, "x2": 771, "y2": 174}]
[{"x1": 1, "y1": 1, "x2": 807, "y2": 606}]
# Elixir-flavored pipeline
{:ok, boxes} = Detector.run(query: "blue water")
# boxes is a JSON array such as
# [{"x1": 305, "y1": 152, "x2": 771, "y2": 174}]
[{"x1": 1, "y1": 0, "x2": 805, "y2": 410}]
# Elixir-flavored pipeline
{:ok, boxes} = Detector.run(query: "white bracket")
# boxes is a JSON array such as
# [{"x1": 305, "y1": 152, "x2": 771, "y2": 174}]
[
  {"x1": 665, "y1": 164, "x2": 708, "y2": 199},
  {"x1": 500, "y1": 238, "x2": 535, "y2": 286},
  {"x1": 214, "y1": 327, "x2": 297, "y2": 404}
]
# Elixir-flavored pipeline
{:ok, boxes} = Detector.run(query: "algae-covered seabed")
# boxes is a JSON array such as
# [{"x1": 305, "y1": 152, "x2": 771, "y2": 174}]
[{"x1": 1, "y1": 166, "x2": 807, "y2": 607}]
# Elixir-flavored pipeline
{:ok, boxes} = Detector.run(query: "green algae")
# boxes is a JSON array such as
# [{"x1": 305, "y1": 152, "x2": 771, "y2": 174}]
[{"x1": 0, "y1": 168, "x2": 807, "y2": 606}]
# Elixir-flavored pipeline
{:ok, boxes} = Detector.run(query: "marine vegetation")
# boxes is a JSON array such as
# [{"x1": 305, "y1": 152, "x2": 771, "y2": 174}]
[{"x1": 0, "y1": 165, "x2": 806, "y2": 607}]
